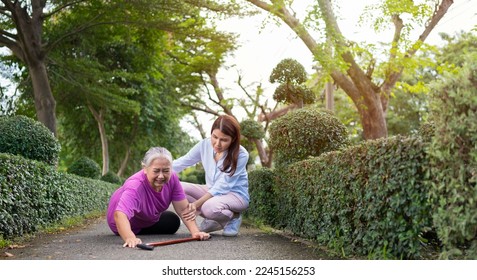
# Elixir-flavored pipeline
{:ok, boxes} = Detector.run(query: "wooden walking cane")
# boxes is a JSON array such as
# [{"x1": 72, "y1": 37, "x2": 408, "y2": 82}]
[{"x1": 136, "y1": 236, "x2": 203, "y2": 251}]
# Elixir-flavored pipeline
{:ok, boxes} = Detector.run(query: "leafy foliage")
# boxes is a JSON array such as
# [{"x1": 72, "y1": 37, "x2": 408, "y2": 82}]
[
  {"x1": 1, "y1": 0, "x2": 237, "y2": 177},
  {"x1": 438, "y1": 32, "x2": 477, "y2": 68},
  {"x1": 269, "y1": 107, "x2": 349, "y2": 167},
  {"x1": 417, "y1": 121, "x2": 435, "y2": 143},
  {"x1": 249, "y1": 136, "x2": 433, "y2": 259},
  {"x1": 270, "y1": 58, "x2": 308, "y2": 84},
  {"x1": 269, "y1": 58, "x2": 315, "y2": 106},
  {"x1": 245, "y1": 168, "x2": 277, "y2": 224},
  {"x1": 427, "y1": 52, "x2": 477, "y2": 259},
  {"x1": 387, "y1": 78, "x2": 431, "y2": 137},
  {"x1": 67, "y1": 156, "x2": 101, "y2": 179},
  {"x1": 240, "y1": 119, "x2": 265, "y2": 139},
  {"x1": 178, "y1": 168, "x2": 206, "y2": 185},
  {"x1": 0, "y1": 115, "x2": 61, "y2": 165},
  {"x1": 101, "y1": 171, "x2": 123, "y2": 185},
  {"x1": 0, "y1": 153, "x2": 117, "y2": 238},
  {"x1": 46, "y1": 8, "x2": 201, "y2": 175}
]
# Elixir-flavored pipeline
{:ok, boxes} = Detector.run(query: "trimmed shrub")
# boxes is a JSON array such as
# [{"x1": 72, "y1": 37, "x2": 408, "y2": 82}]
[
  {"x1": 0, "y1": 115, "x2": 61, "y2": 165},
  {"x1": 101, "y1": 171, "x2": 122, "y2": 185},
  {"x1": 0, "y1": 153, "x2": 117, "y2": 238},
  {"x1": 246, "y1": 168, "x2": 276, "y2": 224},
  {"x1": 427, "y1": 53, "x2": 477, "y2": 259},
  {"x1": 251, "y1": 136, "x2": 432, "y2": 259},
  {"x1": 269, "y1": 58, "x2": 316, "y2": 106},
  {"x1": 240, "y1": 119, "x2": 265, "y2": 140},
  {"x1": 68, "y1": 156, "x2": 101, "y2": 179},
  {"x1": 179, "y1": 168, "x2": 206, "y2": 185},
  {"x1": 269, "y1": 107, "x2": 349, "y2": 167}
]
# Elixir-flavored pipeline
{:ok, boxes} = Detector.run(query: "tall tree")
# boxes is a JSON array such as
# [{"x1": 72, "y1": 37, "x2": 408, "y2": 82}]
[
  {"x1": 246, "y1": 0, "x2": 454, "y2": 139},
  {"x1": 0, "y1": 0, "x2": 242, "y2": 136},
  {"x1": 1, "y1": 0, "x2": 242, "y2": 175},
  {"x1": 47, "y1": 4, "x2": 232, "y2": 176},
  {"x1": 1, "y1": 0, "x2": 58, "y2": 134}
]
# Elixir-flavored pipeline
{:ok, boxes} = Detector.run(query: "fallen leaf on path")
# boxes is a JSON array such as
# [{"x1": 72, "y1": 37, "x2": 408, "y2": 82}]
[
  {"x1": 4, "y1": 252, "x2": 14, "y2": 257},
  {"x1": 8, "y1": 244, "x2": 26, "y2": 249}
]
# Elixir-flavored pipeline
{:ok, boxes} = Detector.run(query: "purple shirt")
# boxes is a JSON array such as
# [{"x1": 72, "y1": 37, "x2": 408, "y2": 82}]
[{"x1": 106, "y1": 170, "x2": 186, "y2": 234}]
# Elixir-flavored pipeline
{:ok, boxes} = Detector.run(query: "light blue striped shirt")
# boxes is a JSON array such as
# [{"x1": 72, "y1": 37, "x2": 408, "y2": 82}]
[{"x1": 172, "y1": 138, "x2": 250, "y2": 203}]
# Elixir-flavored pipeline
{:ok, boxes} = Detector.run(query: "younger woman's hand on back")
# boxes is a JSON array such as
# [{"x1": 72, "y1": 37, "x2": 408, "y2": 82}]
[{"x1": 181, "y1": 203, "x2": 197, "y2": 221}]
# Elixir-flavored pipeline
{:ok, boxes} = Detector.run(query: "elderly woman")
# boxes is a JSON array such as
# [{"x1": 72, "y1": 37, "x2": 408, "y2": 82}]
[{"x1": 107, "y1": 147, "x2": 210, "y2": 248}]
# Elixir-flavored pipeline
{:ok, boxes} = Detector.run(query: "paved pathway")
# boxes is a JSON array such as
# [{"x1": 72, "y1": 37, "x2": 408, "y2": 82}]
[{"x1": 1, "y1": 215, "x2": 340, "y2": 260}]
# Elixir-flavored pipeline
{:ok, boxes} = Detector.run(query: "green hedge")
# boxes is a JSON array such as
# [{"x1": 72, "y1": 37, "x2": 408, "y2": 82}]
[
  {"x1": 0, "y1": 115, "x2": 61, "y2": 165},
  {"x1": 178, "y1": 168, "x2": 206, "y2": 185},
  {"x1": 0, "y1": 153, "x2": 118, "y2": 239},
  {"x1": 248, "y1": 136, "x2": 432, "y2": 259},
  {"x1": 245, "y1": 168, "x2": 277, "y2": 225},
  {"x1": 427, "y1": 53, "x2": 477, "y2": 259}
]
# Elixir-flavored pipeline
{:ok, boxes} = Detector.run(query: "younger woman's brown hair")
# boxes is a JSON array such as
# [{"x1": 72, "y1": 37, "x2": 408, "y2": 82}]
[{"x1": 211, "y1": 115, "x2": 241, "y2": 176}]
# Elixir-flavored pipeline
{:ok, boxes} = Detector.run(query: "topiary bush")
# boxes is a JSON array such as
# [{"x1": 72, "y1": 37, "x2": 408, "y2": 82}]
[
  {"x1": 268, "y1": 107, "x2": 349, "y2": 167},
  {"x1": 101, "y1": 171, "x2": 123, "y2": 185},
  {"x1": 67, "y1": 156, "x2": 101, "y2": 179},
  {"x1": 0, "y1": 115, "x2": 61, "y2": 165},
  {"x1": 269, "y1": 58, "x2": 316, "y2": 106},
  {"x1": 240, "y1": 119, "x2": 265, "y2": 140},
  {"x1": 427, "y1": 53, "x2": 477, "y2": 259}
]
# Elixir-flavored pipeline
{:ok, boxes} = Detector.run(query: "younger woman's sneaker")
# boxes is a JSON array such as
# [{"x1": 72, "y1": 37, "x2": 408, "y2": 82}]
[
  {"x1": 199, "y1": 219, "x2": 222, "y2": 233},
  {"x1": 223, "y1": 215, "x2": 242, "y2": 237}
]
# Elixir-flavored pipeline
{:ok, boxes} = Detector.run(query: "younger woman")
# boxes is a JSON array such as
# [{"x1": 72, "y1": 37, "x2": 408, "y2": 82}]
[{"x1": 173, "y1": 115, "x2": 250, "y2": 237}]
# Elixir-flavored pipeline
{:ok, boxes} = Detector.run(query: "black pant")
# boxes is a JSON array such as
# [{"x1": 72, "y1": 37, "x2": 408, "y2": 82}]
[{"x1": 138, "y1": 210, "x2": 180, "y2": 235}]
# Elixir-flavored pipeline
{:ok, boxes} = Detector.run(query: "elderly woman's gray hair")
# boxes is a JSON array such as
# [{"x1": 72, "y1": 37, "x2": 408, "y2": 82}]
[{"x1": 141, "y1": 147, "x2": 173, "y2": 168}]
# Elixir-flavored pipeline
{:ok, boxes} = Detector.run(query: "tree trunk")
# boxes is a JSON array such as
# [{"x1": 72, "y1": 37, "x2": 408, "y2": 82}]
[
  {"x1": 331, "y1": 68, "x2": 388, "y2": 139},
  {"x1": 357, "y1": 95, "x2": 388, "y2": 140},
  {"x1": 117, "y1": 147, "x2": 131, "y2": 178},
  {"x1": 117, "y1": 115, "x2": 139, "y2": 178},
  {"x1": 29, "y1": 63, "x2": 57, "y2": 136},
  {"x1": 325, "y1": 82, "x2": 334, "y2": 111},
  {"x1": 258, "y1": 104, "x2": 297, "y2": 122},
  {"x1": 4, "y1": 0, "x2": 57, "y2": 135},
  {"x1": 253, "y1": 138, "x2": 272, "y2": 168},
  {"x1": 88, "y1": 105, "x2": 109, "y2": 176}
]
